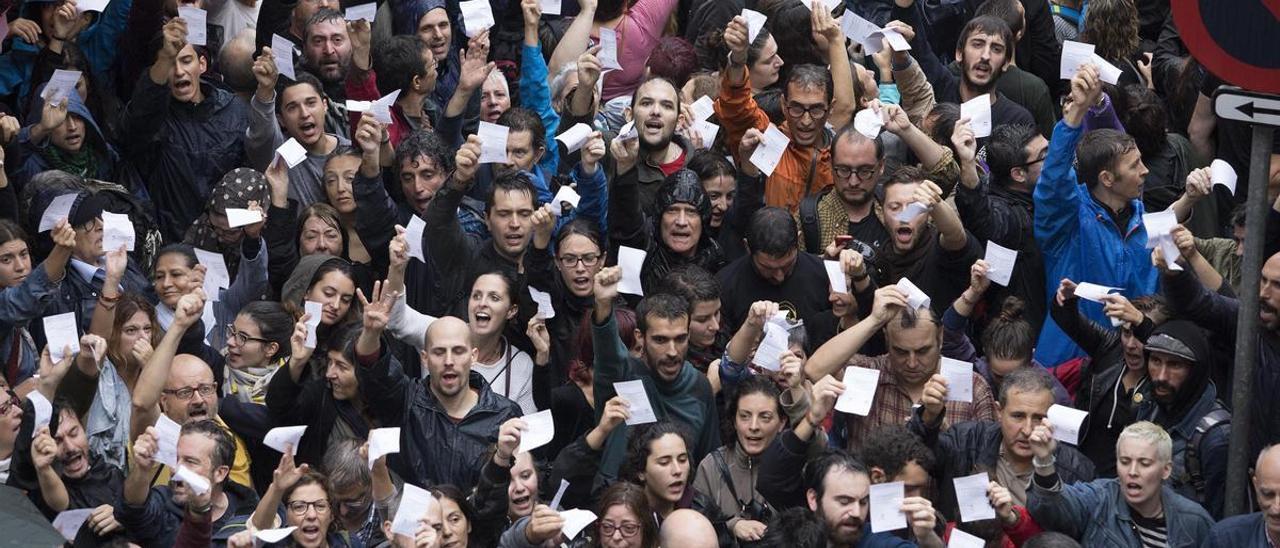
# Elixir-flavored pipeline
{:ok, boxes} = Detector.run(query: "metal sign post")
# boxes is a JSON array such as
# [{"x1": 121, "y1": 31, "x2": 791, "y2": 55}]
[{"x1": 1215, "y1": 87, "x2": 1278, "y2": 517}]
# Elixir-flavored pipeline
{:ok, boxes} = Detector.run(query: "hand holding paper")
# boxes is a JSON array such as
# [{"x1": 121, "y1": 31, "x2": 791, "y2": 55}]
[{"x1": 264, "y1": 425, "x2": 307, "y2": 455}]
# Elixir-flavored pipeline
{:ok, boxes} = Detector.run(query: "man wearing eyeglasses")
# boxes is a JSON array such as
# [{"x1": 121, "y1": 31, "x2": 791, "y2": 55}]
[{"x1": 797, "y1": 127, "x2": 888, "y2": 259}]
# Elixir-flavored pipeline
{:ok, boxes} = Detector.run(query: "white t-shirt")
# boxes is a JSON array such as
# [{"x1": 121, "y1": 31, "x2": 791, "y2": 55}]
[{"x1": 471, "y1": 341, "x2": 537, "y2": 415}]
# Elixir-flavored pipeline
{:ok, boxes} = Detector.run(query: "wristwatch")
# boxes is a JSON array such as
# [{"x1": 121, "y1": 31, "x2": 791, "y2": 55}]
[{"x1": 1032, "y1": 453, "x2": 1056, "y2": 469}]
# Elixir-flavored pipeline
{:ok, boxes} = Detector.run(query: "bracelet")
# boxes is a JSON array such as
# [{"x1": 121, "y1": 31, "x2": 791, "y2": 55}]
[
  {"x1": 189, "y1": 502, "x2": 212, "y2": 515},
  {"x1": 1032, "y1": 454, "x2": 1056, "y2": 469},
  {"x1": 98, "y1": 293, "x2": 121, "y2": 304}
]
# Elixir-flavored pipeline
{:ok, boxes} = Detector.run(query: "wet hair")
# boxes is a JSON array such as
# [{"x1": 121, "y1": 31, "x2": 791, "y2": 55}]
[
  {"x1": 323, "y1": 438, "x2": 371, "y2": 491},
  {"x1": 975, "y1": 0, "x2": 1024, "y2": 38},
  {"x1": 635, "y1": 293, "x2": 690, "y2": 334},
  {"x1": 860, "y1": 426, "x2": 936, "y2": 479},
  {"x1": 275, "y1": 72, "x2": 327, "y2": 117},
  {"x1": 746, "y1": 207, "x2": 799, "y2": 257},
  {"x1": 981, "y1": 296, "x2": 1035, "y2": 362},
  {"x1": 986, "y1": 124, "x2": 1040, "y2": 186},
  {"x1": 646, "y1": 37, "x2": 699, "y2": 87},
  {"x1": 997, "y1": 367, "x2": 1056, "y2": 406},
  {"x1": 785, "y1": 64, "x2": 834, "y2": 105},
  {"x1": 955, "y1": 16, "x2": 1014, "y2": 59},
  {"x1": 621, "y1": 421, "x2": 693, "y2": 485},
  {"x1": 496, "y1": 107, "x2": 547, "y2": 156},
  {"x1": 1076, "y1": 129, "x2": 1138, "y2": 189},
  {"x1": 395, "y1": 130, "x2": 455, "y2": 177},
  {"x1": 180, "y1": 419, "x2": 236, "y2": 477},
  {"x1": 687, "y1": 151, "x2": 735, "y2": 182},
  {"x1": 803, "y1": 449, "x2": 870, "y2": 501},
  {"x1": 570, "y1": 307, "x2": 637, "y2": 385},
  {"x1": 237, "y1": 301, "x2": 295, "y2": 361},
  {"x1": 153, "y1": 243, "x2": 199, "y2": 271},
  {"x1": 486, "y1": 170, "x2": 540, "y2": 212},
  {"x1": 374, "y1": 34, "x2": 431, "y2": 95},
  {"x1": 1115, "y1": 84, "x2": 1168, "y2": 159},
  {"x1": 303, "y1": 8, "x2": 347, "y2": 42},
  {"x1": 657, "y1": 265, "x2": 720, "y2": 307},
  {"x1": 1082, "y1": 0, "x2": 1139, "y2": 62},
  {"x1": 594, "y1": 483, "x2": 659, "y2": 548}
]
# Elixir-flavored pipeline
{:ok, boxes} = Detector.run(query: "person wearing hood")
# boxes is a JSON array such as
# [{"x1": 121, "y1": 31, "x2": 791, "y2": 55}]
[
  {"x1": 1132, "y1": 320, "x2": 1231, "y2": 519},
  {"x1": 390, "y1": 0, "x2": 468, "y2": 122},
  {"x1": 612, "y1": 169, "x2": 726, "y2": 295},
  {"x1": 14, "y1": 88, "x2": 119, "y2": 193},
  {"x1": 0, "y1": 0, "x2": 130, "y2": 104},
  {"x1": 280, "y1": 254, "x2": 363, "y2": 376}
]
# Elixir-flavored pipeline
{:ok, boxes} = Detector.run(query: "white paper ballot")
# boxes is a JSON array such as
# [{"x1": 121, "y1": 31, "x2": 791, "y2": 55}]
[
  {"x1": 102, "y1": 211, "x2": 135, "y2": 252},
  {"x1": 303, "y1": 301, "x2": 323, "y2": 349},
  {"x1": 742, "y1": 9, "x2": 767, "y2": 44},
  {"x1": 256, "y1": 527, "x2": 298, "y2": 544},
  {"x1": 52, "y1": 509, "x2": 94, "y2": 541},
  {"x1": 556, "y1": 123, "x2": 593, "y2": 153},
  {"x1": 391, "y1": 484, "x2": 437, "y2": 537},
  {"x1": 853, "y1": 107, "x2": 884, "y2": 138},
  {"x1": 983, "y1": 242, "x2": 1018, "y2": 287},
  {"x1": 194, "y1": 248, "x2": 230, "y2": 301},
  {"x1": 264, "y1": 425, "x2": 307, "y2": 455},
  {"x1": 1073, "y1": 282, "x2": 1121, "y2": 304},
  {"x1": 28, "y1": 391, "x2": 52, "y2": 434},
  {"x1": 960, "y1": 94, "x2": 993, "y2": 138},
  {"x1": 1047, "y1": 404, "x2": 1088, "y2": 445},
  {"x1": 880, "y1": 28, "x2": 911, "y2": 51},
  {"x1": 614, "y1": 380, "x2": 657, "y2": 425},
  {"x1": 540, "y1": 0, "x2": 561, "y2": 15},
  {"x1": 940, "y1": 357, "x2": 974, "y2": 403},
  {"x1": 517, "y1": 409, "x2": 555, "y2": 454},
  {"x1": 835, "y1": 366, "x2": 880, "y2": 416},
  {"x1": 530, "y1": 287, "x2": 556, "y2": 319},
  {"x1": 1143, "y1": 209, "x2": 1178, "y2": 249},
  {"x1": 617, "y1": 120, "x2": 637, "y2": 141},
  {"x1": 1091, "y1": 53, "x2": 1122, "y2": 85},
  {"x1": 841, "y1": 12, "x2": 881, "y2": 49},
  {"x1": 869, "y1": 481, "x2": 908, "y2": 533},
  {"x1": 753, "y1": 321, "x2": 791, "y2": 372},
  {"x1": 895, "y1": 278, "x2": 931, "y2": 311},
  {"x1": 39, "y1": 193, "x2": 77, "y2": 233},
  {"x1": 344, "y1": 2, "x2": 376, "y2": 21},
  {"x1": 683, "y1": 97, "x2": 714, "y2": 125},
  {"x1": 459, "y1": 0, "x2": 494, "y2": 37},
  {"x1": 618, "y1": 246, "x2": 646, "y2": 296},
  {"x1": 225, "y1": 208, "x2": 264, "y2": 228},
  {"x1": 174, "y1": 465, "x2": 211, "y2": 495},
  {"x1": 477, "y1": 122, "x2": 510, "y2": 164},
  {"x1": 825, "y1": 260, "x2": 848, "y2": 293},
  {"x1": 369, "y1": 90, "x2": 401, "y2": 125},
  {"x1": 1059, "y1": 41, "x2": 1095, "y2": 80},
  {"x1": 599, "y1": 27, "x2": 623, "y2": 70},
  {"x1": 953, "y1": 473, "x2": 995, "y2": 522},
  {"x1": 406, "y1": 216, "x2": 426, "y2": 261},
  {"x1": 43, "y1": 312, "x2": 78, "y2": 363},
  {"x1": 346, "y1": 100, "x2": 372, "y2": 112},
  {"x1": 272, "y1": 34, "x2": 296, "y2": 80},
  {"x1": 894, "y1": 201, "x2": 930, "y2": 223},
  {"x1": 76, "y1": 0, "x2": 109, "y2": 13},
  {"x1": 691, "y1": 120, "x2": 719, "y2": 149},
  {"x1": 550, "y1": 479, "x2": 570, "y2": 510},
  {"x1": 177, "y1": 7, "x2": 207, "y2": 46},
  {"x1": 41, "y1": 69, "x2": 81, "y2": 105},
  {"x1": 749, "y1": 124, "x2": 789, "y2": 177},
  {"x1": 561, "y1": 509, "x2": 598, "y2": 539},
  {"x1": 799, "y1": 0, "x2": 842, "y2": 11},
  {"x1": 1211, "y1": 159, "x2": 1238, "y2": 194},
  {"x1": 949, "y1": 528, "x2": 986, "y2": 548},
  {"x1": 154, "y1": 415, "x2": 182, "y2": 469},
  {"x1": 367, "y1": 427, "x2": 400, "y2": 468},
  {"x1": 274, "y1": 138, "x2": 308, "y2": 170},
  {"x1": 551, "y1": 185, "x2": 581, "y2": 215}
]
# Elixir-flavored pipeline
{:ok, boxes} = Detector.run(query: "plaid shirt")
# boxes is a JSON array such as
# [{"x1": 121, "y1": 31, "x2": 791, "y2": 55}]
[{"x1": 841, "y1": 354, "x2": 997, "y2": 450}]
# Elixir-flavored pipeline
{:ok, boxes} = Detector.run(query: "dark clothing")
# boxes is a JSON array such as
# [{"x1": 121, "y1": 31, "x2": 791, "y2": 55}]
[
  {"x1": 872, "y1": 231, "x2": 983, "y2": 320},
  {"x1": 357, "y1": 345, "x2": 522, "y2": 489},
  {"x1": 948, "y1": 63, "x2": 1056, "y2": 137},
  {"x1": 717, "y1": 252, "x2": 835, "y2": 347},
  {"x1": 43, "y1": 260, "x2": 154, "y2": 336},
  {"x1": 265, "y1": 362, "x2": 381, "y2": 468},
  {"x1": 115, "y1": 482, "x2": 258, "y2": 547},
  {"x1": 546, "y1": 384, "x2": 594, "y2": 460},
  {"x1": 1202, "y1": 513, "x2": 1272, "y2": 547}
]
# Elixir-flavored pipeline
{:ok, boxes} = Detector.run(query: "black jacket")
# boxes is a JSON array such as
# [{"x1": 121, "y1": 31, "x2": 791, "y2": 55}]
[
  {"x1": 265, "y1": 361, "x2": 384, "y2": 468},
  {"x1": 358, "y1": 345, "x2": 522, "y2": 489}
]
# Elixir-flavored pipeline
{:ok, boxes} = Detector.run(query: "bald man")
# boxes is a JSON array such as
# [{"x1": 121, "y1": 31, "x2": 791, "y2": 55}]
[
  {"x1": 659, "y1": 509, "x2": 719, "y2": 548},
  {"x1": 356, "y1": 312, "x2": 522, "y2": 488},
  {"x1": 1202, "y1": 445, "x2": 1280, "y2": 546}
]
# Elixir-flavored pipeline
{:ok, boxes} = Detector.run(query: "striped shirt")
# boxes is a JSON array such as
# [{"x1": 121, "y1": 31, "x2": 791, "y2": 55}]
[{"x1": 1132, "y1": 512, "x2": 1168, "y2": 548}]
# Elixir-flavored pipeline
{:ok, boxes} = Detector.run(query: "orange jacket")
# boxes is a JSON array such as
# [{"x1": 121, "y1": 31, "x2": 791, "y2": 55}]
[{"x1": 714, "y1": 69, "x2": 832, "y2": 212}]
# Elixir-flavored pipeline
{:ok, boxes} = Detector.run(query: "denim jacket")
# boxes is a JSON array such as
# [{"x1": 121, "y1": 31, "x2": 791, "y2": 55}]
[
  {"x1": 1029, "y1": 478, "x2": 1213, "y2": 548},
  {"x1": 0, "y1": 263, "x2": 62, "y2": 384}
]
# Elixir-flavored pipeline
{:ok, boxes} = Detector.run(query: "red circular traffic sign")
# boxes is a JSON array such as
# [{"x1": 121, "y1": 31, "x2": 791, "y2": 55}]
[{"x1": 1173, "y1": 0, "x2": 1280, "y2": 94}]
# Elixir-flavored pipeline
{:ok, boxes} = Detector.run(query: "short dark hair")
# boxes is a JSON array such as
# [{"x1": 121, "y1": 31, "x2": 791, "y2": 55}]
[
  {"x1": 926, "y1": 103, "x2": 961, "y2": 148},
  {"x1": 758, "y1": 507, "x2": 825, "y2": 546},
  {"x1": 724, "y1": 375, "x2": 785, "y2": 445},
  {"x1": 746, "y1": 207, "x2": 798, "y2": 257},
  {"x1": 686, "y1": 151, "x2": 736, "y2": 182},
  {"x1": 955, "y1": 15, "x2": 1014, "y2": 57},
  {"x1": 803, "y1": 449, "x2": 870, "y2": 502},
  {"x1": 657, "y1": 265, "x2": 720, "y2": 306},
  {"x1": 997, "y1": 367, "x2": 1056, "y2": 406},
  {"x1": 860, "y1": 426, "x2": 936, "y2": 479},
  {"x1": 181, "y1": 419, "x2": 236, "y2": 476},
  {"x1": 981, "y1": 296, "x2": 1035, "y2": 361},
  {"x1": 238, "y1": 301, "x2": 295, "y2": 361},
  {"x1": 303, "y1": 8, "x2": 346, "y2": 42},
  {"x1": 276, "y1": 72, "x2": 327, "y2": 117},
  {"x1": 154, "y1": 243, "x2": 198, "y2": 271},
  {"x1": 785, "y1": 64, "x2": 834, "y2": 105},
  {"x1": 1115, "y1": 84, "x2": 1168, "y2": 158},
  {"x1": 485, "y1": 170, "x2": 539, "y2": 212},
  {"x1": 646, "y1": 37, "x2": 699, "y2": 87},
  {"x1": 1231, "y1": 204, "x2": 1247, "y2": 228},
  {"x1": 635, "y1": 293, "x2": 690, "y2": 334},
  {"x1": 883, "y1": 165, "x2": 929, "y2": 193},
  {"x1": 975, "y1": 0, "x2": 1023, "y2": 37},
  {"x1": 1076, "y1": 129, "x2": 1138, "y2": 189},
  {"x1": 622, "y1": 421, "x2": 693, "y2": 484},
  {"x1": 629, "y1": 75, "x2": 682, "y2": 112},
  {"x1": 395, "y1": 130, "x2": 454, "y2": 177},
  {"x1": 373, "y1": 34, "x2": 430, "y2": 96},
  {"x1": 986, "y1": 124, "x2": 1039, "y2": 186},
  {"x1": 496, "y1": 107, "x2": 547, "y2": 156}
]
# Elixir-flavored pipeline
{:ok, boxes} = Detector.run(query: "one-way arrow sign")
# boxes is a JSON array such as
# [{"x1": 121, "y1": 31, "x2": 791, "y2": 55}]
[{"x1": 1215, "y1": 87, "x2": 1280, "y2": 127}]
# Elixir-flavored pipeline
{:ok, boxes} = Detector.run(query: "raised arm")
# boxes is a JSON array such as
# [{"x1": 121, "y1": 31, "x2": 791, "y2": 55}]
[
  {"x1": 812, "y1": 7, "x2": 855, "y2": 130},
  {"x1": 245, "y1": 46, "x2": 285, "y2": 172},
  {"x1": 1034, "y1": 66, "x2": 1100, "y2": 253},
  {"x1": 805, "y1": 286, "x2": 907, "y2": 380},
  {"x1": 88, "y1": 247, "x2": 126, "y2": 340},
  {"x1": 446, "y1": 32, "x2": 494, "y2": 119},
  {"x1": 130, "y1": 290, "x2": 206, "y2": 440},
  {"x1": 547, "y1": 0, "x2": 598, "y2": 76}
]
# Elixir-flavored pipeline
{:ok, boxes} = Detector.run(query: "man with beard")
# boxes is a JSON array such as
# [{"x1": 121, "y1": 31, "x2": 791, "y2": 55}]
[
  {"x1": 804, "y1": 450, "x2": 942, "y2": 548},
  {"x1": 254, "y1": 0, "x2": 335, "y2": 50},
  {"x1": 18, "y1": 402, "x2": 124, "y2": 533},
  {"x1": 895, "y1": 16, "x2": 1034, "y2": 142},
  {"x1": 118, "y1": 419, "x2": 258, "y2": 546},
  {"x1": 1027, "y1": 421, "x2": 1212, "y2": 547},
  {"x1": 657, "y1": 265, "x2": 726, "y2": 374},
  {"x1": 1131, "y1": 320, "x2": 1230, "y2": 519},
  {"x1": 1203, "y1": 444, "x2": 1280, "y2": 545},
  {"x1": 298, "y1": 9, "x2": 379, "y2": 138},
  {"x1": 590, "y1": 267, "x2": 718, "y2": 480},
  {"x1": 614, "y1": 170, "x2": 726, "y2": 294},
  {"x1": 797, "y1": 129, "x2": 888, "y2": 259},
  {"x1": 121, "y1": 17, "x2": 248, "y2": 241},
  {"x1": 606, "y1": 76, "x2": 695, "y2": 215},
  {"x1": 907, "y1": 367, "x2": 1094, "y2": 518}
]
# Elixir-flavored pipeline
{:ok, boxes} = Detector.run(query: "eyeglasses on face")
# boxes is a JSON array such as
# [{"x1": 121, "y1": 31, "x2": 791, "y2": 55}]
[
  {"x1": 226, "y1": 325, "x2": 272, "y2": 346},
  {"x1": 557, "y1": 253, "x2": 602, "y2": 268},
  {"x1": 600, "y1": 521, "x2": 641, "y2": 538},
  {"x1": 832, "y1": 164, "x2": 880, "y2": 181},
  {"x1": 0, "y1": 390, "x2": 20, "y2": 415},
  {"x1": 785, "y1": 102, "x2": 829, "y2": 120},
  {"x1": 287, "y1": 499, "x2": 332, "y2": 515},
  {"x1": 162, "y1": 383, "x2": 218, "y2": 400}
]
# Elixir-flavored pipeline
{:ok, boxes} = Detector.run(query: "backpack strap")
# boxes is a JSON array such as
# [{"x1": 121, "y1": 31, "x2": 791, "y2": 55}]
[
  {"x1": 712, "y1": 447, "x2": 748, "y2": 510},
  {"x1": 1185, "y1": 405, "x2": 1231, "y2": 500},
  {"x1": 800, "y1": 191, "x2": 824, "y2": 254}
]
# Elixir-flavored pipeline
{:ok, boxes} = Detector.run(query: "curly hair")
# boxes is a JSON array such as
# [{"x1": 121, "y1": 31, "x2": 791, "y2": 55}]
[
  {"x1": 860, "y1": 426, "x2": 936, "y2": 480},
  {"x1": 1082, "y1": 0, "x2": 1139, "y2": 62}
]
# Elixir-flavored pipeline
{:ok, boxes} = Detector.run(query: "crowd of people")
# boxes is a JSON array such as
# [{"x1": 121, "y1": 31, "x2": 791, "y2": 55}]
[{"x1": 0, "y1": 0, "x2": 1278, "y2": 545}]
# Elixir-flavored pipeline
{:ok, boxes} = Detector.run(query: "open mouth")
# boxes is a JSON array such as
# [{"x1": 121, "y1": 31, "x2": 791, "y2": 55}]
[
  {"x1": 173, "y1": 78, "x2": 194, "y2": 95},
  {"x1": 510, "y1": 493, "x2": 532, "y2": 512},
  {"x1": 298, "y1": 121, "x2": 318, "y2": 141},
  {"x1": 895, "y1": 226, "x2": 914, "y2": 245},
  {"x1": 188, "y1": 406, "x2": 209, "y2": 419},
  {"x1": 972, "y1": 63, "x2": 992, "y2": 79},
  {"x1": 1124, "y1": 482, "x2": 1143, "y2": 497},
  {"x1": 473, "y1": 311, "x2": 493, "y2": 329},
  {"x1": 300, "y1": 524, "x2": 322, "y2": 540},
  {"x1": 667, "y1": 480, "x2": 685, "y2": 497},
  {"x1": 503, "y1": 234, "x2": 524, "y2": 248},
  {"x1": 62, "y1": 451, "x2": 86, "y2": 474}
]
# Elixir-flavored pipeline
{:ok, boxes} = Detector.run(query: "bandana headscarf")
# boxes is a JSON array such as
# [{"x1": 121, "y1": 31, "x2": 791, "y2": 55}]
[{"x1": 183, "y1": 168, "x2": 270, "y2": 274}]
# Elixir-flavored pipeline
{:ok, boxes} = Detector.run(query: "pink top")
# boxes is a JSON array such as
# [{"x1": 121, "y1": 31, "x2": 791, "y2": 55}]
[{"x1": 598, "y1": 0, "x2": 680, "y2": 102}]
